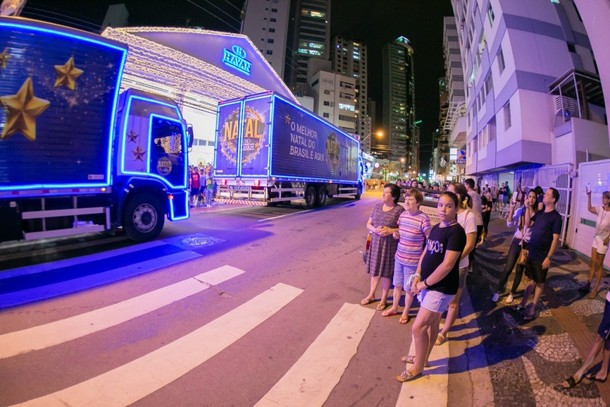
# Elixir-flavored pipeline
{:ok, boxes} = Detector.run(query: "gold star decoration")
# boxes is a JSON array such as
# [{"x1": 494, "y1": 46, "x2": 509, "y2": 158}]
[
  {"x1": 132, "y1": 145, "x2": 146, "y2": 161},
  {"x1": 0, "y1": 48, "x2": 10, "y2": 69},
  {"x1": 127, "y1": 130, "x2": 139, "y2": 143},
  {"x1": 54, "y1": 56, "x2": 84, "y2": 90},
  {"x1": 284, "y1": 114, "x2": 291, "y2": 124},
  {"x1": 0, "y1": 77, "x2": 50, "y2": 141}
]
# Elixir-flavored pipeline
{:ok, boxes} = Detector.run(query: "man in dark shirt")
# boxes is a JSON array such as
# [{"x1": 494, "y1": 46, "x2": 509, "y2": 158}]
[{"x1": 519, "y1": 187, "x2": 562, "y2": 320}]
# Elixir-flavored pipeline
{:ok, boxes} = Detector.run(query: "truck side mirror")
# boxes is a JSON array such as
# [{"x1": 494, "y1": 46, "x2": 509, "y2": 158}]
[{"x1": 186, "y1": 124, "x2": 194, "y2": 148}]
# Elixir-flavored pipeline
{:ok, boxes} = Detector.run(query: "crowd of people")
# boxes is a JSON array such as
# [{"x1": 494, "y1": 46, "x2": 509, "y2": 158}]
[
  {"x1": 360, "y1": 179, "x2": 610, "y2": 386},
  {"x1": 188, "y1": 163, "x2": 216, "y2": 208}
]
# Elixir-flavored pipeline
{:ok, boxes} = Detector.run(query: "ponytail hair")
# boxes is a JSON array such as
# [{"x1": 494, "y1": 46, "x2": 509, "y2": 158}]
[{"x1": 451, "y1": 182, "x2": 472, "y2": 209}]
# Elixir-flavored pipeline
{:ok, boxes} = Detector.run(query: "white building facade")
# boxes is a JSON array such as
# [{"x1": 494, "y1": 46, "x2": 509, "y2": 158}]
[
  {"x1": 309, "y1": 70, "x2": 357, "y2": 134},
  {"x1": 240, "y1": 0, "x2": 291, "y2": 78}
]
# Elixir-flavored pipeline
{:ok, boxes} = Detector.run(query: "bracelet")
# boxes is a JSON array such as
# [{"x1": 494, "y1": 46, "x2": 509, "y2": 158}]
[{"x1": 423, "y1": 279, "x2": 430, "y2": 288}]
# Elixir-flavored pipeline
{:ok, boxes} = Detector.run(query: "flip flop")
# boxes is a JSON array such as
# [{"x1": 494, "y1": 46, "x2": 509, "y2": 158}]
[
  {"x1": 395, "y1": 370, "x2": 422, "y2": 383},
  {"x1": 588, "y1": 374, "x2": 608, "y2": 383},
  {"x1": 561, "y1": 375, "x2": 582, "y2": 389},
  {"x1": 399, "y1": 315, "x2": 409, "y2": 324},
  {"x1": 381, "y1": 309, "x2": 398, "y2": 317},
  {"x1": 360, "y1": 298, "x2": 375, "y2": 305},
  {"x1": 435, "y1": 333, "x2": 447, "y2": 346},
  {"x1": 401, "y1": 354, "x2": 415, "y2": 364},
  {"x1": 376, "y1": 302, "x2": 388, "y2": 311}
]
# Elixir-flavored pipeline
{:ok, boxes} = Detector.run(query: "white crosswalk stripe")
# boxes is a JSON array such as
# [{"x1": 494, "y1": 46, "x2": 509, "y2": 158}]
[
  {"x1": 14, "y1": 283, "x2": 304, "y2": 407},
  {"x1": 0, "y1": 265, "x2": 246, "y2": 359},
  {"x1": 255, "y1": 303, "x2": 375, "y2": 406}
]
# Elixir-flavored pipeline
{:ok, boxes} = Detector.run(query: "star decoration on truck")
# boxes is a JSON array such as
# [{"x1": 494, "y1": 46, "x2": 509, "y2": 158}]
[
  {"x1": 132, "y1": 145, "x2": 145, "y2": 161},
  {"x1": 54, "y1": 56, "x2": 84, "y2": 90},
  {"x1": 0, "y1": 77, "x2": 50, "y2": 141},
  {"x1": 127, "y1": 130, "x2": 139, "y2": 143},
  {"x1": 284, "y1": 113, "x2": 291, "y2": 124},
  {"x1": 0, "y1": 48, "x2": 10, "y2": 69}
]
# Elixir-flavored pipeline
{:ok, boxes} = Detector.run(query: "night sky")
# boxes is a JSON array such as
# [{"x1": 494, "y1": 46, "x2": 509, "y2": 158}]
[{"x1": 23, "y1": 0, "x2": 454, "y2": 171}]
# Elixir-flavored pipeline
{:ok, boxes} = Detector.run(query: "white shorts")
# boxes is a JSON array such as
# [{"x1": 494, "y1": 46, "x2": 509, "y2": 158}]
[
  {"x1": 417, "y1": 289, "x2": 454, "y2": 314},
  {"x1": 593, "y1": 235, "x2": 608, "y2": 255},
  {"x1": 393, "y1": 262, "x2": 417, "y2": 288}
]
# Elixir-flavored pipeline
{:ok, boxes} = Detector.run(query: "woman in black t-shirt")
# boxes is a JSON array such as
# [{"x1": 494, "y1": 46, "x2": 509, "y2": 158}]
[{"x1": 396, "y1": 192, "x2": 466, "y2": 383}]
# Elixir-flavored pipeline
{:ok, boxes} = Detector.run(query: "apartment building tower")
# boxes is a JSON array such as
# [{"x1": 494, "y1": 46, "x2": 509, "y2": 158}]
[
  {"x1": 285, "y1": 0, "x2": 331, "y2": 96},
  {"x1": 332, "y1": 36, "x2": 369, "y2": 150},
  {"x1": 241, "y1": 0, "x2": 291, "y2": 78},
  {"x1": 382, "y1": 36, "x2": 417, "y2": 172}
]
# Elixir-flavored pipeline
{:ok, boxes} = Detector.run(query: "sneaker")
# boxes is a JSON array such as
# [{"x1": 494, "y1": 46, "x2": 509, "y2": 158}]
[
  {"x1": 505, "y1": 293, "x2": 514, "y2": 304},
  {"x1": 491, "y1": 292, "x2": 500, "y2": 302}
]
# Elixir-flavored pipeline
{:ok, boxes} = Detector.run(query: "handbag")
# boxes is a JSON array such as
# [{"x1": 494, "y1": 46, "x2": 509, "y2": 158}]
[{"x1": 362, "y1": 233, "x2": 372, "y2": 263}]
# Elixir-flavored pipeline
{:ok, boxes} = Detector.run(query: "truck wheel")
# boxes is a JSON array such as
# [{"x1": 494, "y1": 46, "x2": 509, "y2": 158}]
[
  {"x1": 123, "y1": 193, "x2": 165, "y2": 242},
  {"x1": 305, "y1": 185, "x2": 317, "y2": 209},
  {"x1": 316, "y1": 186, "x2": 327, "y2": 207}
]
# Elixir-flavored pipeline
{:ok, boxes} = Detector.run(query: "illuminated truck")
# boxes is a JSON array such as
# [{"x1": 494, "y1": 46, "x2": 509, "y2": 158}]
[
  {"x1": 214, "y1": 92, "x2": 363, "y2": 208},
  {"x1": 0, "y1": 17, "x2": 191, "y2": 243}
]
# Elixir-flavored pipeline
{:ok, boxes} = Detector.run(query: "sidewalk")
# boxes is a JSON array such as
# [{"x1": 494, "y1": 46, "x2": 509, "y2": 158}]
[{"x1": 462, "y1": 212, "x2": 609, "y2": 406}]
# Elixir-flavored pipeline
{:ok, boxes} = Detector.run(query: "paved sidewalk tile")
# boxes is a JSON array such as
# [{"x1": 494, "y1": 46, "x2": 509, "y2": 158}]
[{"x1": 457, "y1": 213, "x2": 609, "y2": 406}]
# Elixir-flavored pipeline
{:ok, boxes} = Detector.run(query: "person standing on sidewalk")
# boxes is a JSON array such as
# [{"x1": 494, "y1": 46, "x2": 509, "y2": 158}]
[
  {"x1": 561, "y1": 288, "x2": 610, "y2": 388},
  {"x1": 435, "y1": 183, "x2": 477, "y2": 345},
  {"x1": 361, "y1": 184, "x2": 404, "y2": 311},
  {"x1": 382, "y1": 188, "x2": 431, "y2": 323},
  {"x1": 518, "y1": 187, "x2": 562, "y2": 321},
  {"x1": 464, "y1": 178, "x2": 483, "y2": 271},
  {"x1": 395, "y1": 191, "x2": 466, "y2": 382},
  {"x1": 581, "y1": 190, "x2": 610, "y2": 298},
  {"x1": 492, "y1": 189, "x2": 537, "y2": 303}
]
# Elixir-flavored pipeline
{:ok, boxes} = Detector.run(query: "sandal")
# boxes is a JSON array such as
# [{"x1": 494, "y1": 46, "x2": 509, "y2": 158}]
[
  {"x1": 523, "y1": 304, "x2": 536, "y2": 321},
  {"x1": 381, "y1": 309, "x2": 398, "y2": 317},
  {"x1": 376, "y1": 302, "x2": 388, "y2": 311},
  {"x1": 360, "y1": 297, "x2": 375, "y2": 305},
  {"x1": 561, "y1": 375, "x2": 582, "y2": 389},
  {"x1": 395, "y1": 370, "x2": 422, "y2": 383},
  {"x1": 435, "y1": 333, "x2": 447, "y2": 346},
  {"x1": 399, "y1": 315, "x2": 409, "y2": 324},
  {"x1": 400, "y1": 354, "x2": 429, "y2": 367}
]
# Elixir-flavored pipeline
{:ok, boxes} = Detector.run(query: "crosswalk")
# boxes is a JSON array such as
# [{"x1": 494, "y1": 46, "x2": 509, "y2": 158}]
[{"x1": 0, "y1": 262, "x2": 467, "y2": 407}]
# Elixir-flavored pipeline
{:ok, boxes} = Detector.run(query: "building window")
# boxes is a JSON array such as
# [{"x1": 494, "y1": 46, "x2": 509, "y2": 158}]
[
  {"x1": 323, "y1": 90, "x2": 331, "y2": 95},
  {"x1": 270, "y1": 17, "x2": 276, "y2": 22},
  {"x1": 323, "y1": 113, "x2": 330, "y2": 118},
  {"x1": 269, "y1": 28, "x2": 275, "y2": 33},
  {"x1": 266, "y1": 50, "x2": 273, "y2": 55},
  {"x1": 323, "y1": 101, "x2": 330, "y2": 106},
  {"x1": 567, "y1": 42, "x2": 576, "y2": 53},
  {"x1": 504, "y1": 102, "x2": 511, "y2": 130},
  {"x1": 267, "y1": 39, "x2": 274, "y2": 43},
  {"x1": 497, "y1": 48, "x2": 505, "y2": 73},
  {"x1": 487, "y1": 3, "x2": 495, "y2": 25}
]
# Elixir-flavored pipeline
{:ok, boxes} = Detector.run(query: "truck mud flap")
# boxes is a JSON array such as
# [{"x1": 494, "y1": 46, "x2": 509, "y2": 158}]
[{"x1": 168, "y1": 191, "x2": 189, "y2": 220}]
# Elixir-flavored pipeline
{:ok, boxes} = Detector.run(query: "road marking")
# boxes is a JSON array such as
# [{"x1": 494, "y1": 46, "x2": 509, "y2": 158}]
[
  {"x1": 0, "y1": 251, "x2": 201, "y2": 309},
  {"x1": 257, "y1": 209, "x2": 314, "y2": 222},
  {"x1": 255, "y1": 303, "x2": 374, "y2": 407},
  {"x1": 0, "y1": 265, "x2": 246, "y2": 359},
  {"x1": 14, "y1": 283, "x2": 303, "y2": 407}
]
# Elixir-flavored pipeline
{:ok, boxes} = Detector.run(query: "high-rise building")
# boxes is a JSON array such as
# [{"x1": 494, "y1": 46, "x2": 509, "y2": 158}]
[
  {"x1": 241, "y1": 0, "x2": 291, "y2": 78},
  {"x1": 285, "y1": 0, "x2": 331, "y2": 96},
  {"x1": 309, "y1": 70, "x2": 356, "y2": 134},
  {"x1": 332, "y1": 36, "x2": 369, "y2": 149},
  {"x1": 382, "y1": 36, "x2": 417, "y2": 172},
  {"x1": 449, "y1": 0, "x2": 606, "y2": 179}
]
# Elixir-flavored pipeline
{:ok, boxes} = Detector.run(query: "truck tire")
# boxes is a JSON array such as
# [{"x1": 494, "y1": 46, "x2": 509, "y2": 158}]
[
  {"x1": 123, "y1": 193, "x2": 165, "y2": 242},
  {"x1": 305, "y1": 185, "x2": 317, "y2": 209},
  {"x1": 316, "y1": 186, "x2": 327, "y2": 207}
]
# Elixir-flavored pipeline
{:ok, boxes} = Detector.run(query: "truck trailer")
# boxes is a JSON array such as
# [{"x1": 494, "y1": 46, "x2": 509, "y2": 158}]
[
  {"x1": 214, "y1": 92, "x2": 363, "y2": 208},
  {"x1": 0, "y1": 17, "x2": 192, "y2": 243}
]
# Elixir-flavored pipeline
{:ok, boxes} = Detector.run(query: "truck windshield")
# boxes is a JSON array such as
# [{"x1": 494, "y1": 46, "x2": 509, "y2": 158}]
[{"x1": 150, "y1": 117, "x2": 186, "y2": 186}]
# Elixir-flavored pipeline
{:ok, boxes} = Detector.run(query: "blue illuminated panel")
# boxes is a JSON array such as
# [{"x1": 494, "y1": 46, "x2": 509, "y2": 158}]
[
  {"x1": 119, "y1": 95, "x2": 188, "y2": 190},
  {"x1": 214, "y1": 100, "x2": 242, "y2": 177},
  {"x1": 270, "y1": 96, "x2": 360, "y2": 183},
  {"x1": 0, "y1": 18, "x2": 127, "y2": 191}
]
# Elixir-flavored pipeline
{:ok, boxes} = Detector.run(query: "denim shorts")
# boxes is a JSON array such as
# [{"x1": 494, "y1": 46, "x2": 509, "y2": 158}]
[
  {"x1": 393, "y1": 262, "x2": 417, "y2": 288},
  {"x1": 417, "y1": 289, "x2": 454, "y2": 314}
]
